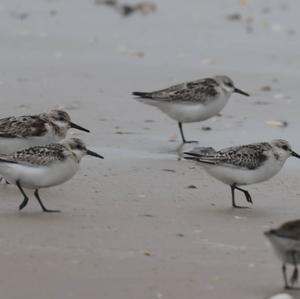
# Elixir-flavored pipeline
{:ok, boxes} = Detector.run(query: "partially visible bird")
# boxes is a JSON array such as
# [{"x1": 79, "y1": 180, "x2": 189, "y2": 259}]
[
  {"x1": 0, "y1": 110, "x2": 90, "y2": 154},
  {"x1": 265, "y1": 220, "x2": 300, "y2": 289}
]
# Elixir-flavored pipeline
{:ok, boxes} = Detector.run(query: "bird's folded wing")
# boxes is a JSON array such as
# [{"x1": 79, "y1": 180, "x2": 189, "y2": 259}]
[
  {"x1": 0, "y1": 144, "x2": 66, "y2": 166},
  {"x1": 0, "y1": 116, "x2": 47, "y2": 138},
  {"x1": 184, "y1": 152, "x2": 225, "y2": 165},
  {"x1": 184, "y1": 143, "x2": 269, "y2": 170},
  {"x1": 0, "y1": 155, "x2": 19, "y2": 164}
]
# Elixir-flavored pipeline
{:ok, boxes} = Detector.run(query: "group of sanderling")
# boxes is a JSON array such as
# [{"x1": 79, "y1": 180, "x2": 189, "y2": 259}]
[
  {"x1": 0, "y1": 110, "x2": 103, "y2": 212},
  {"x1": 0, "y1": 75, "x2": 299, "y2": 289},
  {"x1": 134, "y1": 75, "x2": 300, "y2": 290}
]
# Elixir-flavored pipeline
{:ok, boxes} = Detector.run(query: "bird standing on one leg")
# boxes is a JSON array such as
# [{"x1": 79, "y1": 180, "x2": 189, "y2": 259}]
[
  {"x1": 133, "y1": 75, "x2": 249, "y2": 143},
  {"x1": 184, "y1": 139, "x2": 300, "y2": 208}
]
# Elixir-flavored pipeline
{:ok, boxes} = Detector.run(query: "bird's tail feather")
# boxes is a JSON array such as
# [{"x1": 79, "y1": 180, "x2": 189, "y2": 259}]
[
  {"x1": 132, "y1": 91, "x2": 153, "y2": 99},
  {"x1": 0, "y1": 157, "x2": 18, "y2": 164},
  {"x1": 183, "y1": 152, "x2": 217, "y2": 165}
]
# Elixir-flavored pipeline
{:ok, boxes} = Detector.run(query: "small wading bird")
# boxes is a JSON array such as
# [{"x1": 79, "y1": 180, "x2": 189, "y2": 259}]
[
  {"x1": 133, "y1": 75, "x2": 249, "y2": 143},
  {"x1": 0, "y1": 138, "x2": 103, "y2": 212},
  {"x1": 265, "y1": 220, "x2": 300, "y2": 289},
  {"x1": 184, "y1": 139, "x2": 300, "y2": 208},
  {"x1": 0, "y1": 110, "x2": 90, "y2": 154}
]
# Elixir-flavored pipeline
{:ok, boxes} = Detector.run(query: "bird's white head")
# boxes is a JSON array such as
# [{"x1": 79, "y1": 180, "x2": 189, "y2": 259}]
[
  {"x1": 271, "y1": 139, "x2": 300, "y2": 161},
  {"x1": 214, "y1": 75, "x2": 249, "y2": 97},
  {"x1": 46, "y1": 110, "x2": 90, "y2": 137},
  {"x1": 61, "y1": 138, "x2": 104, "y2": 162}
]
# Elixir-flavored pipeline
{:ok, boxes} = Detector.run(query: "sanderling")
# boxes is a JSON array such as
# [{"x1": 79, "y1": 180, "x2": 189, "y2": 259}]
[
  {"x1": 0, "y1": 138, "x2": 103, "y2": 212},
  {"x1": 133, "y1": 75, "x2": 249, "y2": 143},
  {"x1": 0, "y1": 110, "x2": 90, "y2": 154},
  {"x1": 265, "y1": 220, "x2": 300, "y2": 289},
  {"x1": 184, "y1": 139, "x2": 300, "y2": 208}
]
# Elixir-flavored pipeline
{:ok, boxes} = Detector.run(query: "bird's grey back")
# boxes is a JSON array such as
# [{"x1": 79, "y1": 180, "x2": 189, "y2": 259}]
[
  {"x1": 0, "y1": 115, "x2": 48, "y2": 138},
  {"x1": 136, "y1": 78, "x2": 220, "y2": 104},
  {"x1": 0, "y1": 144, "x2": 67, "y2": 166},
  {"x1": 192, "y1": 142, "x2": 272, "y2": 170}
]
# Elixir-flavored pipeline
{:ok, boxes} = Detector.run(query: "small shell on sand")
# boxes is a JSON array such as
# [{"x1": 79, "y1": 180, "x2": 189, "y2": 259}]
[{"x1": 266, "y1": 120, "x2": 288, "y2": 128}]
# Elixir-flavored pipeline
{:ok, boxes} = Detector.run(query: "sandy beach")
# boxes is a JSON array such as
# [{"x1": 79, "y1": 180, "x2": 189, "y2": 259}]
[{"x1": 0, "y1": 0, "x2": 300, "y2": 298}]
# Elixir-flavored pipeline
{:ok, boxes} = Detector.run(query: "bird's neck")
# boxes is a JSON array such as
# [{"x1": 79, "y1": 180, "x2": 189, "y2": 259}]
[
  {"x1": 49, "y1": 121, "x2": 68, "y2": 138},
  {"x1": 68, "y1": 150, "x2": 84, "y2": 163}
]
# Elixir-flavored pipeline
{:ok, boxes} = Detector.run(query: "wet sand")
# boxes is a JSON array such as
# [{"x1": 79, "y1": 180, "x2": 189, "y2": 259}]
[{"x1": 0, "y1": 0, "x2": 300, "y2": 298}]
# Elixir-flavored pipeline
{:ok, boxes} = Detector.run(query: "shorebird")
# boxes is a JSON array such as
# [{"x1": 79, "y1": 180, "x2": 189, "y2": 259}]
[
  {"x1": 265, "y1": 220, "x2": 300, "y2": 289},
  {"x1": 133, "y1": 75, "x2": 249, "y2": 143},
  {"x1": 0, "y1": 138, "x2": 103, "y2": 212},
  {"x1": 184, "y1": 139, "x2": 300, "y2": 208},
  {"x1": 0, "y1": 110, "x2": 90, "y2": 154}
]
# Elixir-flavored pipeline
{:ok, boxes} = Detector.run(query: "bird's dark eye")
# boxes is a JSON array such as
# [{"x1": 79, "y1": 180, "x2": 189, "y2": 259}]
[
  {"x1": 282, "y1": 145, "x2": 289, "y2": 150},
  {"x1": 75, "y1": 143, "x2": 85, "y2": 150}
]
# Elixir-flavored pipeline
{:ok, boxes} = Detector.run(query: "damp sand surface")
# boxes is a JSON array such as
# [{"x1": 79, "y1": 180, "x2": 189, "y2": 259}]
[{"x1": 0, "y1": 0, "x2": 300, "y2": 298}]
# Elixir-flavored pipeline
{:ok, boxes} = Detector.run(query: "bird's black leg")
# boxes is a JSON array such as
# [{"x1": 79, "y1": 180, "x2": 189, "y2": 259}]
[
  {"x1": 34, "y1": 189, "x2": 60, "y2": 213},
  {"x1": 282, "y1": 263, "x2": 290, "y2": 289},
  {"x1": 230, "y1": 185, "x2": 250, "y2": 208},
  {"x1": 291, "y1": 251, "x2": 299, "y2": 287},
  {"x1": 178, "y1": 122, "x2": 186, "y2": 143},
  {"x1": 16, "y1": 181, "x2": 29, "y2": 210},
  {"x1": 231, "y1": 185, "x2": 236, "y2": 207},
  {"x1": 233, "y1": 186, "x2": 253, "y2": 205},
  {"x1": 178, "y1": 122, "x2": 198, "y2": 144}
]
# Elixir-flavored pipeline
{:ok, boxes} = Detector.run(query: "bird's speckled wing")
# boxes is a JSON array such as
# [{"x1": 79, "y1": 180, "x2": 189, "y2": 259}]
[
  {"x1": 0, "y1": 115, "x2": 48, "y2": 138},
  {"x1": 133, "y1": 78, "x2": 220, "y2": 103},
  {"x1": 185, "y1": 142, "x2": 272, "y2": 170},
  {"x1": 0, "y1": 144, "x2": 67, "y2": 166}
]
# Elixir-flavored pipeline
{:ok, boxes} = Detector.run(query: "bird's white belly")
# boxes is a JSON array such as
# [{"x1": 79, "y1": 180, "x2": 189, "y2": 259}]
[
  {"x1": 204, "y1": 158, "x2": 284, "y2": 186},
  {"x1": 0, "y1": 159, "x2": 79, "y2": 189},
  {"x1": 0, "y1": 134, "x2": 62, "y2": 154},
  {"x1": 144, "y1": 95, "x2": 229, "y2": 123}
]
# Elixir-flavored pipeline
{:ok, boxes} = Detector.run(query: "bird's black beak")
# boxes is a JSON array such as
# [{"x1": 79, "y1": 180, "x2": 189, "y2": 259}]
[
  {"x1": 234, "y1": 88, "x2": 249, "y2": 96},
  {"x1": 292, "y1": 151, "x2": 300, "y2": 159},
  {"x1": 86, "y1": 149, "x2": 104, "y2": 159},
  {"x1": 70, "y1": 122, "x2": 90, "y2": 133}
]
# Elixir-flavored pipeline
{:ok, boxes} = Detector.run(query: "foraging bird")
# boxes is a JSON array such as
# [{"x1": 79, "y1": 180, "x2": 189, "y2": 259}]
[
  {"x1": 0, "y1": 138, "x2": 103, "y2": 212},
  {"x1": 265, "y1": 220, "x2": 300, "y2": 289},
  {"x1": 0, "y1": 110, "x2": 90, "y2": 154},
  {"x1": 133, "y1": 75, "x2": 249, "y2": 143},
  {"x1": 184, "y1": 139, "x2": 300, "y2": 208}
]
